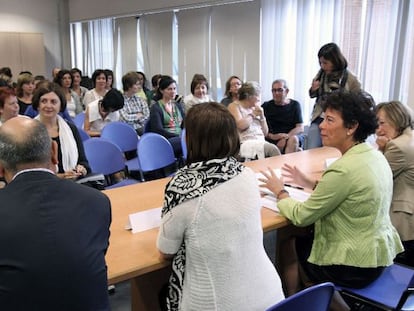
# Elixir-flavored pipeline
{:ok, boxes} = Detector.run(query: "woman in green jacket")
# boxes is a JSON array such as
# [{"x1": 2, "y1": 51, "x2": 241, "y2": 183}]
[{"x1": 260, "y1": 91, "x2": 403, "y2": 311}]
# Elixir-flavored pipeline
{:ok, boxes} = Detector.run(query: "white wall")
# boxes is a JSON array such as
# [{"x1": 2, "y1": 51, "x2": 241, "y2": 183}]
[{"x1": 0, "y1": 0, "x2": 69, "y2": 79}]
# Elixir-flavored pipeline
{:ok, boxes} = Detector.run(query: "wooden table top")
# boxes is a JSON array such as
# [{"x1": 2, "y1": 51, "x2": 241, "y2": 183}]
[{"x1": 104, "y1": 147, "x2": 341, "y2": 284}]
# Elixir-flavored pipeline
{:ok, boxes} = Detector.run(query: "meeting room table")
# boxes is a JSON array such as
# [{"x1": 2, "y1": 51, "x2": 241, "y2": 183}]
[{"x1": 103, "y1": 146, "x2": 341, "y2": 311}]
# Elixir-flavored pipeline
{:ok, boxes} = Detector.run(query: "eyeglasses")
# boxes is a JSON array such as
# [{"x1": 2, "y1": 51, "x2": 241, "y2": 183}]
[{"x1": 272, "y1": 88, "x2": 285, "y2": 93}]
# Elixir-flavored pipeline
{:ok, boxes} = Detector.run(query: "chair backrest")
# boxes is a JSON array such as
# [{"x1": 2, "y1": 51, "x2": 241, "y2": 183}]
[
  {"x1": 338, "y1": 263, "x2": 414, "y2": 311},
  {"x1": 77, "y1": 127, "x2": 91, "y2": 142},
  {"x1": 143, "y1": 119, "x2": 151, "y2": 133},
  {"x1": 83, "y1": 138, "x2": 127, "y2": 175},
  {"x1": 101, "y1": 121, "x2": 139, "y2": 153},
  {"x1": 180, "y1": 128, "x2": 187, "y2": 160},
  {"x1": 266, "y1": 282, "x2": 335, "y2": 311},
  {"x1": 137, "y1": 133, "x2": 176, "y2": 172},
  {"x1": 73, "y1": 112, "x2": 85, "y2": 129}
]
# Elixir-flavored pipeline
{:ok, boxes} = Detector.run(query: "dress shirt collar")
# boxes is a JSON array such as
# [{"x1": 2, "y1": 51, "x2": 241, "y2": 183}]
[{"x1": 12, "y1": 168, "x2": 55, "y2": 181}]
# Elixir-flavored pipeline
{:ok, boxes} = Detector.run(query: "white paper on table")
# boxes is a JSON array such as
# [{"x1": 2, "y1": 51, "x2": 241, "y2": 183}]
[
  {"x1": 126, "y1": 207, "x2": 162, "y2": 234},
  {"x1": 261, "y1": 194, "x2": 279, "y2": 212},
  {"x1": 260, "y1": 185, "x2": 311, "y2": 212},
  {"x1": 255, "y1": 168, "x2": 281, "y2": 182}
]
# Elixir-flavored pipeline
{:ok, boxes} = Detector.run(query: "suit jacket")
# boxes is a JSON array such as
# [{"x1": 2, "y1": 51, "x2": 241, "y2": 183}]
[
  {"x1": 384, "y1": 127, "x2": 414, "y2": 241},
  {"x1": 0, "y1": 170, "x2": 111, "y2": 311}
]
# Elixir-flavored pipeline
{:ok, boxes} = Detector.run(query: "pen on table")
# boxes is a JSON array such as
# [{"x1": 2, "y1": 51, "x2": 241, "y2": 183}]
[{"x1": 284, "y1": 184, "x2": 305, "y2": 190}]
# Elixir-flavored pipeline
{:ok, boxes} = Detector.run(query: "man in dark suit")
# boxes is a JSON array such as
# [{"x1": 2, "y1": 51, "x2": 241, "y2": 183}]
[{"x1": 0, "y1": 116, "x2": 111, "y2": 311}]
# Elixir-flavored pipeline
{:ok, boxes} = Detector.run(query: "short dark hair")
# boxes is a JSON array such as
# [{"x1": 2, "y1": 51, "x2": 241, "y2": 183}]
[
  {"x1": 318, "y1": 42, "x2": 348, "y2": 71},
  {"x1": 185, "y1": 102, "x2": 240, "y2": 163},
  {"x1": 91, "y1": 69, "x2": 107, "y2": 87},
  {"x1": 70, "y1": 68, "x2": 83, "y2": 76},
  {"x1": 0, "y1": 118, "x2": 51, "y2": 172},
  {"x1": 136, "y1": 71, "x2": 148, "y2": 90},
  {"x1": 32, "y1": 81, "x2": 67, "y2": 112},
  {"x1": 16, "y1": 73, "x2": 34, "y2": 97},
  {"x1": 122, "y1": 71, "x2": 139, "y2": 92},
  {"x1": 104, "y1": 69, "x2": 114, "y2": 87},
  {"x1": 190, "y1": 74, "x2": 209, "y2": 95},
  {"x1": 151, "y1": 74, "x2": 162, "y2": 88},
  {"x1": 155, "y1": 75, "x2": 176, "y2": 100},
  {"x1": 53, "y1": 69, "x2": 73, "y2": 88},
  {"x1": 100, "y1": 89, "x2": 124, "y2": 112},
  {"x1": 321, "y1": 91, "x2": 377, "y2": 142},
  {"x1": 0, "y1": 67, "x2": 12, "y2": 78},
  {"x1": 0, "y1": 86, "x2": 16, "y2": 108},
  {"x1": 224, "y1": 75, "x2": 242, "y2": 97}
]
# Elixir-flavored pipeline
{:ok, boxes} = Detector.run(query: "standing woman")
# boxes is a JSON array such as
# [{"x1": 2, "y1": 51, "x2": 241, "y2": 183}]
[
  {"x1": 33, "y1": 81, "x2": 90, "y2": 179},
  {"x1": 220, "y1": 75, "x2": 242, "y2": 107},
  {"x1": 149, "y1": 75, "x2": 185, "y2": 156},
  {"x1": 70, "y1": 68, "x2": 89, "y2": 104},
  {"x1": 83, "y1": 69, "x2": 108, "y2": 107},
  {"x1": 0, "y1": 87, "x2": 19, "y2": 126},
  {"x1": 376, "y1": 101, "x2": 414, "y2": 266},
  {"x1": 54, "y1": 69, "x2": 83, "y2": 119},
  {"x1": 157, "y1": 102, "x2": 284, "y2": 311},
  {"x1": 307, "y1": 42, "x2": 361, "y2": 149},
  {"x1": 16, "y1": 73, "x2": 35, "y2": 115}
]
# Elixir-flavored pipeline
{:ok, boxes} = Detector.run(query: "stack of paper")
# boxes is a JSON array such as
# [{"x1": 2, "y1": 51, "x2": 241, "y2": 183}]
[{"x1": 256, "y1": 171, "x2": 311, "y2": 212}]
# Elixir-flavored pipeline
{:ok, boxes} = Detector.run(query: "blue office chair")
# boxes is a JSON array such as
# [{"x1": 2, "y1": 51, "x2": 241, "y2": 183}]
[
  {"x1": 100, "y1": 121, "x2": 141, "y2": 173},
  {"x1": 73, "y1": 112, "x2": 85, "y2": 129},
  {"x1": 143, "y1": 119, "x2": 151, "y2": 133},
  {"x1": 337, "y1": 263, "x2": 414, "y2": 311},
  {"x1": 266, "y1": 282, "x2": 335, "y2": 311},
  {"x1": 77, "y1": 127, "x2": 91, "y2": 142},
  {"x1": 180, "y1": 128, "x2": 187, "y2": 160},
  {"x1": 137, "y1": 132, "x2": 177, "y2": 181},
  {"x1": 83, "y1": 138, "x2": 139, "y2": 189}
]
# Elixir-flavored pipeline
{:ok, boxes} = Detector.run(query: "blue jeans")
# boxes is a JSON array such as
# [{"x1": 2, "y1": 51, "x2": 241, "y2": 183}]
[{"x1": 306, "y1": 118, "x2": 323, "y2": 149}]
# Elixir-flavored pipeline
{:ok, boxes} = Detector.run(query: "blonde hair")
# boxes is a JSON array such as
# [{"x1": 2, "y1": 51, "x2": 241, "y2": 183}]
[
  {"x1": 238, "y1": 81, "x2": 261, "y2": 100},
  {"x1": 376, "y1": 101, "x2": 414, "y2": 135},
  {"x1": 16, "y1": 73, "x2": 34, "y2": 97}
]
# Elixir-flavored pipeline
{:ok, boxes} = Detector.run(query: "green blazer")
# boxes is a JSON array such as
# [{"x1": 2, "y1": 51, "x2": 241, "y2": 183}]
[{"x1": 279, "y1": 143, "x2": 403, "y2": 267}]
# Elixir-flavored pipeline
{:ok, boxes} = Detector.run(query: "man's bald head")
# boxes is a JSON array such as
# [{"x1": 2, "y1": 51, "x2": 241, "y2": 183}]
[{"x1": 0, "y1": 116, "x2": 52, "y2": 173}]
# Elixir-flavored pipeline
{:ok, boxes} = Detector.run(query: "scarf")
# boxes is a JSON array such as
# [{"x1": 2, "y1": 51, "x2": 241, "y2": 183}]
[
  {"x1": 161, "y1": 156, "x2": 244, "y2": 311},
  {"x1": 311, "y1": 69, "x2": 349, "y2": 121},
  {"x1": 36, "y1": 114, "x2": 79, "y2": 171}
]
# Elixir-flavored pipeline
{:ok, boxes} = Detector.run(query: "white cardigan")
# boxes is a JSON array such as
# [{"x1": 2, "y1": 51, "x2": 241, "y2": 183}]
[{"x1": 157, "y1": 168, "x2": 284, "y2": 310}]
